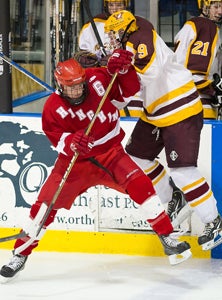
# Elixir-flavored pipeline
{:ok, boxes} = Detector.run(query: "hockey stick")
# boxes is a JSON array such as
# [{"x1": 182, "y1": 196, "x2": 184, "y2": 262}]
[
  {"x1": 0, "y1": 71, "x2": 118, "y2": 243},
  {"x1": 82, "y1": 0, "x2": 131, "y2": 117},
  {"x1": 73, "y1": 0, "x2": 81, "y2": 53},
  {"x1": 55, "y1": 0, "x2": 60, "y2": 65},
  {"x1": 0, "y1": 52, "x2": 54, "y2": 92},
  {"x1": 82, "y1": 0, "x2": 107, "y2": 56}
]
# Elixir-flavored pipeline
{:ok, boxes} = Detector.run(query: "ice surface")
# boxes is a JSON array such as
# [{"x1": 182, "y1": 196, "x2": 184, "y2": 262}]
[{"x1": 0, "y1": 249, "x2": 222, "y2": 300}]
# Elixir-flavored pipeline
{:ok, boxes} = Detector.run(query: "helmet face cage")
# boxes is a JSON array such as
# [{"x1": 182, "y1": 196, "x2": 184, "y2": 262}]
[
  {"x1": 61, "y1": 82, "x2": 88, "y2": 106},
  {"x1": 54, "y1": 59, "x2": 87, "y2": 105},
  {"x1": 104, "y1": 30, "x2": 123, "y2": 54},
  {"x1": 104, "y1": 0, "x2": 129, "y2": 15},
  {"x1": 104, "y1": 10, "x2": 137, "y2": 54}
]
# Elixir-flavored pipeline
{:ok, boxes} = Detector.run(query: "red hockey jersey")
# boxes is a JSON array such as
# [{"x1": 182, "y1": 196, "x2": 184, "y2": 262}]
[{"x1": 42, "y1": 66, "x2": 140, "y2": 158}]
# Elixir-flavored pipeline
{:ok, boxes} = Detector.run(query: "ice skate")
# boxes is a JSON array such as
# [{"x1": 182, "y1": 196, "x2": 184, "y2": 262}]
[
  {"x1": 198, "y1": 215, "x2": 222, "y2": 250},
  {"x1": 0, "y1": 253, "x2": 28, "y2": 283},
  {"x1": 158, "y1": 234, "x2": 192, "y2": 265},
  {"x1": 168, "y1": 177, "x2": 187, "y2": 221},
  {"x1": 167, "y1": 177, "x2": 192, "y2": 229}
]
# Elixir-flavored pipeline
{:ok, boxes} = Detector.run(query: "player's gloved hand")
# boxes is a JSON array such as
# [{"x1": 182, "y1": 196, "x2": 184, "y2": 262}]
[
  {"x1": 73, "y1": 50, "x2": 99, "y2": 68},
  {"x1": 70, "y1": 129, "x2": 94, "y2": 155},
  {"x1": 107, "y1": 49, "x2": 133, "y2": 75},
  {"x1": 211, "y1": 73, "x2": 222, "y2": 107},
  {"x1": 99, "y1": 54, "x2": 111, "y2": 67}
]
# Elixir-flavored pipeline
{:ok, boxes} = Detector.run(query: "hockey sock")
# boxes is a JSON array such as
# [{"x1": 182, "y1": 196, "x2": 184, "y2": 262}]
[
  {"x1": 148, "y1": 211, "x2": 173, "y2": 235},
  {"x1": 14, "y1": 201, "x2": 57, "y2": 256}
]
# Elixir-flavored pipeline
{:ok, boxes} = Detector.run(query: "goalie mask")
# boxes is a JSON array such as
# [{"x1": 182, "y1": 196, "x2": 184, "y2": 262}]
[
  {"x1": 104, "y1": 0, "x2": 129, "y2": 15},
  {"x1": 104, "y1": 10, "x2": 138, "y2": 52},
  {"x1": 197, "y1": 0, "x2": 222, "y2": 24},
  {"x1": 54, "y1": 58, "x2": 88, "y2": 106}
]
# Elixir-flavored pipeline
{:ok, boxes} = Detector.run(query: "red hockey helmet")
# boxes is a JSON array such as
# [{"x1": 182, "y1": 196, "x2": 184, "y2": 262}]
[
  {"x1": 54, "y1": 58, "x2": 86, "y2": 87},
  {"x1": 54, "y1": 59, "x2": 88, "y2": 105}
]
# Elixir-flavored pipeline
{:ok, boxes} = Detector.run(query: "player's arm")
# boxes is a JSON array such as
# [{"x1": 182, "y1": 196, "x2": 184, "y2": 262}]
[
  {"x1": 174, "y1": 22, "x2": 196, "y2": 66},
  {"x1": 107, "y1": 49, "x2": 141, "y2": 99},
  {"x1": 42, "y1": 99, "x2": 94, "y2": 157},
  {"x1": 78, "y1": 23, "x2": 95, "y2": 53}
]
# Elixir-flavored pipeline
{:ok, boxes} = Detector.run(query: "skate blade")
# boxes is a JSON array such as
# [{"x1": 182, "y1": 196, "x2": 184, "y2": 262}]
[
  {"x1": 0, "y1": 268, "x2": 22, "y2": 284},
  {"x1": 168, "y1": 249, "x2": 192, "y2": 265},
  {"x1": 170, "y1": 228, "x2": 189, "y2": 237},
  {"x1": 201, "y1": 236, "x2": 222, "y2": 250},
  {"x1": 0, "y1": 275, "x2": 14, "y2": 284}
]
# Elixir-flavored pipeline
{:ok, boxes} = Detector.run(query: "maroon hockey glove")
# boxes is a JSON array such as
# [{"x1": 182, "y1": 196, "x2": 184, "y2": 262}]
[
  {"x1": 70, "y1": 130, "x2": 94, "y2": 155},
  {"x1": 107, "y1": 49, "x2": 133, "y2": 75}
]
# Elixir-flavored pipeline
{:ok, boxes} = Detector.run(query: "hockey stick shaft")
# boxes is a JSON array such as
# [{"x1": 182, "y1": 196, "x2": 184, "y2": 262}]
[
  {"x1": 35, "y1": 72, "x2": 118, "y2": 235},
  {"x1": 55, "y1": 0, "x2": 60, "y2": 64},
  {"x1": 81, "y1": 0, "x2": 131, "y2": 117},
  {"x1": 73, "y1": 0, "x2": 81, "y2": 53},
  {"x1": 0, "y1": 52, "x2": 54, "y2": 92},
  {"x1": 82, "y1": 0, "x2": 107, "y2": 56},
  {"x1": 0, "y1": 231, "x2": 27, "y2": 243},
  {"x1": 0, "y1": 72, "x2": 118, "y2": 243},
  {"x1": 86, "y1": 72, "x2": 118, "y2": 133},
  {"x1": 35, "y1": 71, "x2": 118, "y2": 236}
]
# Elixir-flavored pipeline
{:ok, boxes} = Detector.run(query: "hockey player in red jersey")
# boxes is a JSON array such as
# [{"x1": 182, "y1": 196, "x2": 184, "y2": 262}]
[
  {"x1": 0, "y1": 49, "x2": 192, "y2": 282},
  {"x1": 174, "y1": 0, "x2": 222, "y2": 119},
  {"x1": 104, "y1": 10, "x2": 222, "y2": 252}
]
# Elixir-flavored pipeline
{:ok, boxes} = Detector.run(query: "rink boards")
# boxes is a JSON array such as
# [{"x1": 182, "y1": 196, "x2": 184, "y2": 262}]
[{"x1": 0, "y1": 114, "x2": 221, "y2": 259}]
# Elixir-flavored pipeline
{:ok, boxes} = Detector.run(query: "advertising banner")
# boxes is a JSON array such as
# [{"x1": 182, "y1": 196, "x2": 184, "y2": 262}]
[{"x1": 0, "y1": 115, "x2": 212, "y2": 235}]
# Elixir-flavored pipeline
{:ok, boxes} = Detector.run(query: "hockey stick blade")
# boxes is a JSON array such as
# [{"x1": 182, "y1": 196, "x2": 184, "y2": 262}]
[{"x1": 0, "y1": 230, "x2": 28, "y2": 243}]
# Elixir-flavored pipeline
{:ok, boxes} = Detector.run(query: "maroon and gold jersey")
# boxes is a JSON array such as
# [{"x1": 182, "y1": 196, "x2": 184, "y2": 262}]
[
  {"x1": 125, "y1": 16, "x2": 202, "y2": 127},
  {"x1": 174, "y1": 16, "x2": 222, "y2": 119},
  {"x1": 79, "y1": 13, "x2": 108, "y2": 58},
  {"x1": 79, "y1": 13, "x2": 144, "y2": 117}
]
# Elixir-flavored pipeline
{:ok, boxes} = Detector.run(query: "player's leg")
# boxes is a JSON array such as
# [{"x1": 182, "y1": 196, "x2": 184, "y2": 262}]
[
  {"x1": 164, "y1": 113, "x2": 222, "y2": 250},
  {"x1": 108, "y1": 147, "x2": 192, "y2": 265},
  {"x1": 170, "y1": 166, "x2": 222, "y2": 250},
  {"x1": 0, "y1": 201, "x2": 57, "y2": 281},
  {"x1": 126, "y1": 174, "x2": 191, "y2": 265}
]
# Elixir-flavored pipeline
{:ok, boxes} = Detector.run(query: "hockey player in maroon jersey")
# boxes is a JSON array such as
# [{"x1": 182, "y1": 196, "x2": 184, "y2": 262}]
[
  {"x1": 174, "y1": 0, "x2": 222, "y2": 119},
  {"x1": 104, "y1": 10, "x2": 222, "y2": 252},
  {"x1": 78, "y1": 0, "x2": 143, "y2": 117},
  {"x1": 79, "y1": 0, "x2": 128, "y2": 59},
  {"x1": 0, "y1": 49, "x2": 192, "y2": 282}
]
